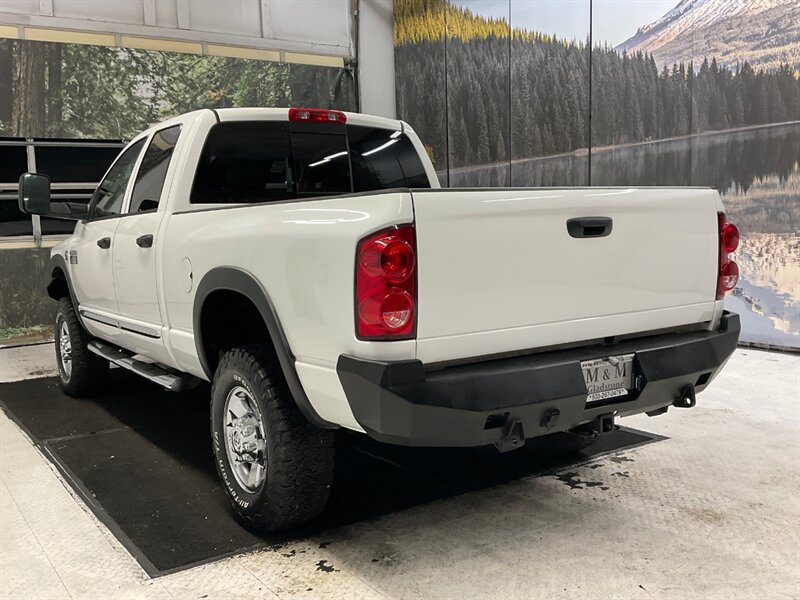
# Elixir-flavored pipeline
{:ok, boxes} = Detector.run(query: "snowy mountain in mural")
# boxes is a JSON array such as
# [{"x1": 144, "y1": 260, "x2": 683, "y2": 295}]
[{"x1": 617, "y1": 0, "x2": 800, "y2": 70}]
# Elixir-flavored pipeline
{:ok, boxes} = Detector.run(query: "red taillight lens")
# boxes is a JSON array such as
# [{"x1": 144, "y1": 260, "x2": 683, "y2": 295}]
[
  {"x1": 288, "y1": 107, "x2": 346, "y2": 124},
  {"x1": 717, "y1": 213, "x2": 740, "y2": 299},
  {"x1": 721, "y1": 222, "x2": 739, "y2": 253},
  {"x1": 359, "y1": 236, "x2": 415, "y2": 282},
  {"x1": 356, "y1": 225, "x2": 416, "y2": 339}
]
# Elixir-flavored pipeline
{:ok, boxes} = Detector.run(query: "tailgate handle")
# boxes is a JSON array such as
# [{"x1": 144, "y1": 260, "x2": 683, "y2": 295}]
[{"x1": 567, "y1": 217, "x2": 613, "y2": 239}]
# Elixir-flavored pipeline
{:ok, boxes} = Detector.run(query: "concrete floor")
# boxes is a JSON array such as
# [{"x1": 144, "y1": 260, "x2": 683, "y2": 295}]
[{"x1": 0, "y1": 344, "x2": 798, "y2": 600}]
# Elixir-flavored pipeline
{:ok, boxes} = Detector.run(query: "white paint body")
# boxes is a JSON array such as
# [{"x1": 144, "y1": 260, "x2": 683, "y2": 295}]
[{"x1": 52, "y1": 108, "x2": 726, "y2": 432}]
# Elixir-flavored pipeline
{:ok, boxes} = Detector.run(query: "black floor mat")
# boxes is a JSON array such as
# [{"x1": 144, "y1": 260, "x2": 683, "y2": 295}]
[{"x1": 0, "y1": 370, "x2": 664, "y2": 576}]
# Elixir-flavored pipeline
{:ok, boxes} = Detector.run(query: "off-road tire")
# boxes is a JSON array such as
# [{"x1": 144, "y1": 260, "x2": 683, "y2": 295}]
[
  {"x1": 54, "y1": 297, "x2": 109, "y2": 396},
  {"x1": 210, "y1": 345, "x2": 335, "y2": 532}
]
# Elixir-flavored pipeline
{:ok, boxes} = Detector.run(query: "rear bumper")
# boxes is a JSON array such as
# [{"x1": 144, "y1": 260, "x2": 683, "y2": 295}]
[{"x1": 336, "y1": 312, "x2": 740, "y2": 447}]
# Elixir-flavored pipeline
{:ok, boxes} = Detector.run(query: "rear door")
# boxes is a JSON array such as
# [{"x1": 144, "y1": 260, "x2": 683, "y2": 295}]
[
  {"x1": 411, "y1": 187, "x2": 721, "y2": 364},
  {"x1": 113, "y1": 125, "x2": 181, "y2": 358}
]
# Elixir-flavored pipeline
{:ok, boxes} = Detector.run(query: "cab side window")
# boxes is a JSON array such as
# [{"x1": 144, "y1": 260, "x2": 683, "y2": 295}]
[
  {"x1": 191, "y1": 122, "x2": 294, "y2": 204},
  {"x1": 129, "y1": 125, "x2": 182, "y2": 213},
  {"x1": 89, "y1": 139, "x2": 146, "y2": 219}
]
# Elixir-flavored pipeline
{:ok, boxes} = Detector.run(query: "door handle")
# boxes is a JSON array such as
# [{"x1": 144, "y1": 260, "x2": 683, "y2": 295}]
[
  {"x1": 136, "y1": 234, "x2": 154, "y2": 248},
  {"x1": 567, "y1": 217, "x2": 613, "y2": 239},
  {"x1": 96, "y1": 237, "x2": 111, "y2": 249}
]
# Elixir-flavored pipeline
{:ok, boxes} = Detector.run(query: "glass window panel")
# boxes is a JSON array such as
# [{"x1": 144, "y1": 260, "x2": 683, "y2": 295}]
[
  {"x1": 291, "y1": 131, "x2": 351, "y2": 197},
  {"x1": 88, "y1": 139, "x2": 146, "y2": 219},
  {"x1": 191, "y1": 122, "x2": 294, "y2": 205},
  {"x1": 348, "y1": 126, "x2": 431, "y2": 192},
  {"x1": 129, "y1": 125, "x2": 182, "y2": 213}
]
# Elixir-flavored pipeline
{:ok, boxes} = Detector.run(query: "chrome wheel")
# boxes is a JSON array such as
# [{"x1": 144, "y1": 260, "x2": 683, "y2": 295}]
[
  {"x1": 58, "y1": 320, "x2": 72, "y2": 380},
  {"x1": 224, "y1": 385, "x2": 267, "y2": 492}
]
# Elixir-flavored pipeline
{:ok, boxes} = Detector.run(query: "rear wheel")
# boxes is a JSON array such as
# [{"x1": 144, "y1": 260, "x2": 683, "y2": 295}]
[
  {"x1": 54, "y1": 298, "x2": 108, "y2": 396},
  {"x1": 210, "y1": 345, "x2": 334, "y2": 531}
]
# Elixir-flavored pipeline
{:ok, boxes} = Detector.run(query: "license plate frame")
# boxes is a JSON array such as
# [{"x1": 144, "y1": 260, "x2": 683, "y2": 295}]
[{"x1": 581, "y1": 353, "x2": 635, "y2": 403}]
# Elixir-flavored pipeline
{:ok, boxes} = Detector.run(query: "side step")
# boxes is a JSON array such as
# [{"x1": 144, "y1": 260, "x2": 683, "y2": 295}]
[{"x1": 88, "y1": 341, "x2": 193, "y2": 392}]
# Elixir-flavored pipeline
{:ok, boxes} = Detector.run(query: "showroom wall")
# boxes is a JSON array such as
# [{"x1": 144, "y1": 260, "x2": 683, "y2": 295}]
[
  {"x1": 0, "y1": 0, "x2": 358, "y2": 340},
  {"x1": 394, "y1": 0, "x2": 800, "y2": 349}
]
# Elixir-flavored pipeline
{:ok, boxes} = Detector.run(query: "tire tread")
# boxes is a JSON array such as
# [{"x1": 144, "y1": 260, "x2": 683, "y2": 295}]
[
  {"x1": 211, "y1": 345, "x2": 334, "y2": 531},
  {"x1": 56, "y1": 298, "x2": 108, "y2": 396}
]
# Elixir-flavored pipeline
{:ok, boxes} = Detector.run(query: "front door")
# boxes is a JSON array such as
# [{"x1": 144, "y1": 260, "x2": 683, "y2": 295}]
[{"x1": 70, "y1": 138, "x2": 146, "y2": 337}]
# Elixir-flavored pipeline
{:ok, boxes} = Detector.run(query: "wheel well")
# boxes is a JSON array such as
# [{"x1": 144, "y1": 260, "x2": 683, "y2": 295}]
[
  {"x1": 47, "y1": 267, "x2": 69, "y2": 300},
  {"x1": 199, "y1": 290, "x2": 276, "y2": 376}
]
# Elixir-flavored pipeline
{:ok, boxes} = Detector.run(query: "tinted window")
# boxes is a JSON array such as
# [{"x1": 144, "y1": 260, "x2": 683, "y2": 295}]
[
  {"x1": 189, "y1": 121, "x2": 430, "y2": 206},
  {"x1": 129, "y1": 125, "x2": 181, "y2": 213},
  {"x1": 89, "y1": 139, "x2": 145, "y2": 219},
  {"x1": 192, "y1": 122, "x2": 293, "y2": 204},
  {"x1": 0, "y1": 145, "x2": 28, "y2": 183},
  {"x1": 348, "y1": 126, "x2": 431, "y2": 191},
  {"x1": 35, "y1": 145, "x2": 122, "y2": 183},
  {"x1": 292, "y1": 132, "x2": 351, "y2": 196}
]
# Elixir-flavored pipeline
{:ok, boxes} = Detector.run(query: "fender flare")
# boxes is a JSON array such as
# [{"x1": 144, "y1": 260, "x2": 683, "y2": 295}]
[
  {"x1": 192, "y1": 266, "x2": 336, "y2": 430},
  {"x1": 46, "y1": 253, "x2": 88, "y2": 330}
]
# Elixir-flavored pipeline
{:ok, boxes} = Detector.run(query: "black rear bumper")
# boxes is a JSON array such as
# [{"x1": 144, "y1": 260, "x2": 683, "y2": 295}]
[{"x1": 336, "y1": 312, "x2": 740, "y2": 447}]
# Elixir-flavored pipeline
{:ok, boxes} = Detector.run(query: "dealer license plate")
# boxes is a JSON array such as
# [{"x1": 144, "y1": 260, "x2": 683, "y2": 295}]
[{"x1": 581, "y1": 353, "x2": 635, "y2": 402}]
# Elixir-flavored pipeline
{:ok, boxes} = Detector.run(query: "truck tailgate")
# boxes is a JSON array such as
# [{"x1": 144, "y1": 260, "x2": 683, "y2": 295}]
[{"x1": 411, "y1": 188, "x2": 721, "y2": 364}]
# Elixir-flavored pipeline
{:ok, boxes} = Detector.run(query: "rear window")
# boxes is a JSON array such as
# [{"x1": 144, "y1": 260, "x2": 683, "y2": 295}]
[
  {"x1": 191, "y1": 121, "x2": 430, "y2": 204},
  {"x1": 292, "y1": 130, "x2": 351, "y2": 197},
  {"x1": 348, "y1": 125, "x2": 430, "y2": 192}
]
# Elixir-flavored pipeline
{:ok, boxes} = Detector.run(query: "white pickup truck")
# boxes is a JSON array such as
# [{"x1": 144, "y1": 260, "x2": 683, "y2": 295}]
[{"x1": 19, "y1": 107, "x2": 741, "y2": 531}]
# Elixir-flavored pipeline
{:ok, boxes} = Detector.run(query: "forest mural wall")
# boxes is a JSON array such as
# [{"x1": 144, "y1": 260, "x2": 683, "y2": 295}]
[
  {"x1": 0, "y1": 37, "x2": 355, "y2": 338},
  {"x1": 395, "y1": 0, "x2": 799, "y2": 349},
  {"x1": 0, "y1": 38, "x2": 356, "y2": 140}
]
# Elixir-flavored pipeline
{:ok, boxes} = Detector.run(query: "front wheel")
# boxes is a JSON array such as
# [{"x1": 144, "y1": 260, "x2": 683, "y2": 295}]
[
  {"x1": 54, "y1": 298, "x2": 108, "y2": 396},
  {"x1": 210, "y1": 345, "x2": 334, "y2": 532}
]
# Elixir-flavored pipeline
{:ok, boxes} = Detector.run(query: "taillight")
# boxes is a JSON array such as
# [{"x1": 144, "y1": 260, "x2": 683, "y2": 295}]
[
  {"x1": 717, "y1": 213, "x2": 740, "y2": 298},
  {"x1": 356, "y1": 225, "x2": 416, "y2": 339},
  {"x1": 288, "y1": 107, "x2": 346, "y2": 124},
  {"x1": 721, "y1": 222, "x2": 739, "y2": 253}
]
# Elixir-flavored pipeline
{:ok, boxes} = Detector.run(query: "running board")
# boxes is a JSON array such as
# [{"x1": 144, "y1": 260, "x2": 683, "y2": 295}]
[{"x1": 87, "y1": 341, "x2": 192, "y2": 392}]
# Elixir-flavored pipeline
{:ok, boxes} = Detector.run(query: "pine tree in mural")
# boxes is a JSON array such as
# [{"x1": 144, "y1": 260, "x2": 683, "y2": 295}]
[
  {"x1": 1, "y1": 39, "x2": 355, "y2": 139},
  {"x1": 394, "y1": 0, "x2": 800, "y2": 168}
]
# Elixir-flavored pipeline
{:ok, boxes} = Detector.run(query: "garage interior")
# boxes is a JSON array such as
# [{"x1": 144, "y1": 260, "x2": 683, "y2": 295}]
[{"x1": 1, "y1": 0, "x2": 798, "y2": 598}]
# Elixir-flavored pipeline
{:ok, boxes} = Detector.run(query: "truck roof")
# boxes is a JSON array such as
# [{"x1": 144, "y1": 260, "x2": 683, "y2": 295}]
[{"x1": 213, "y1": 107, "x2": 403, "y2": 130}]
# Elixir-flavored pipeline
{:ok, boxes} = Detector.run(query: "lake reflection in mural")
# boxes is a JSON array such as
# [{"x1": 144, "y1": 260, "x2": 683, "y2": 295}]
[
  {"x1": 594, "y1": 122, "x2": 800, "y2": 349},
  {"x1": 450, "y1": 123, "x2": 800, "y2": 348}
]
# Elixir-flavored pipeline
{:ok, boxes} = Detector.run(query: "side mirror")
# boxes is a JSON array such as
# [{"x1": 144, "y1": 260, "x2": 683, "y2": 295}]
[{"x1": 18, "y1": 173, "x2": 51, "y2": 215}]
